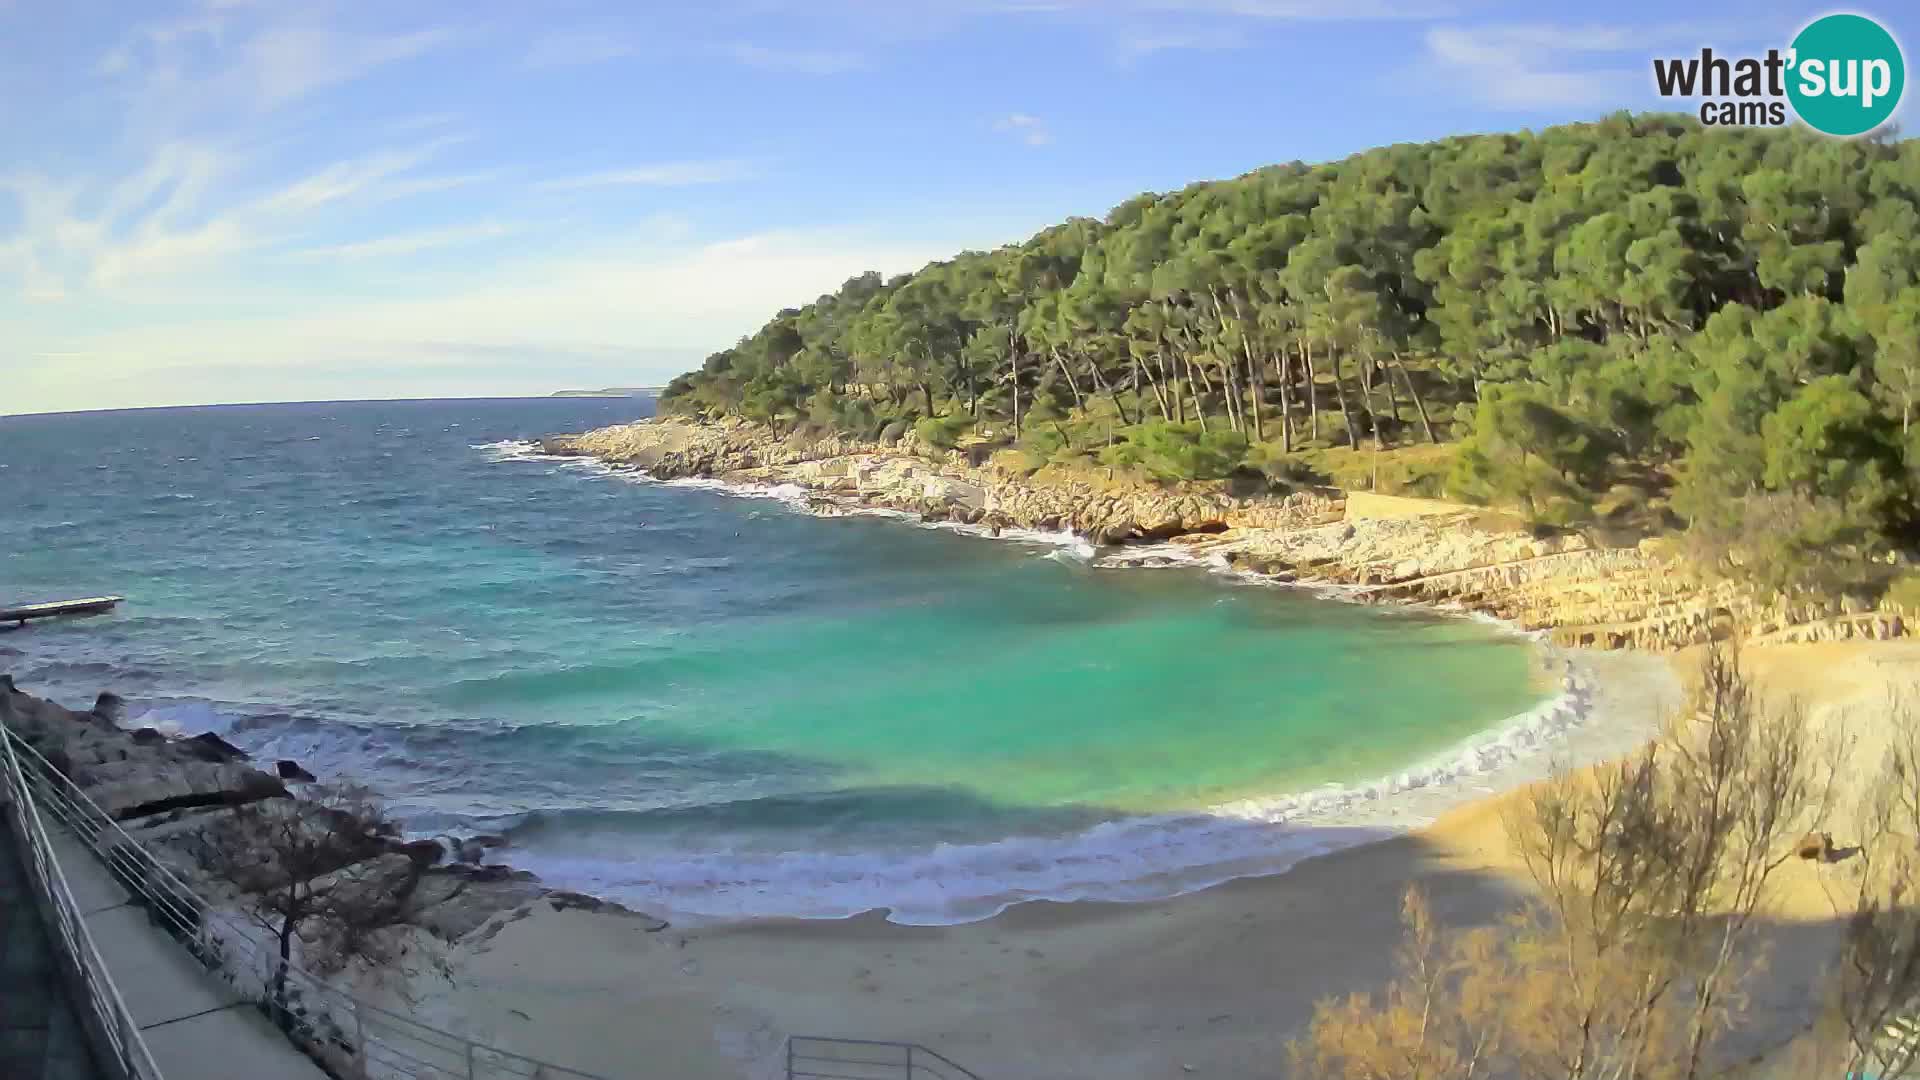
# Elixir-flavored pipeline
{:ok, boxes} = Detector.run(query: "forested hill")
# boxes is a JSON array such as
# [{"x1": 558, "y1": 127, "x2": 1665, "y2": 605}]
[{"x1": 661, "y1": 113, "x2": 1920, "y2": 596}]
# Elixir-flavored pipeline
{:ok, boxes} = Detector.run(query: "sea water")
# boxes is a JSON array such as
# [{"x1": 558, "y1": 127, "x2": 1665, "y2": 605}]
[{"x1": 0, "y1": 399, "x2": 1554, "y2": 924}]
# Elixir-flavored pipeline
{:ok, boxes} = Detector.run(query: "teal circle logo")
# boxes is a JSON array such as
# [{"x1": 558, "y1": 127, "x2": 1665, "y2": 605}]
[{"x1": 1788, "y1": 13, "x2": 1905, "y2": 136}]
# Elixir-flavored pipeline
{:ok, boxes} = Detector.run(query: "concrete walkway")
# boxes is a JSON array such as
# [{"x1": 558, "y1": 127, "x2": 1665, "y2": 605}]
[
  {"x1": 0, "y1": 823, "x2": 103, "y2": 1080},
  {"x1": 46, "y1": 829, "x2": 327, "y2": 1080}
]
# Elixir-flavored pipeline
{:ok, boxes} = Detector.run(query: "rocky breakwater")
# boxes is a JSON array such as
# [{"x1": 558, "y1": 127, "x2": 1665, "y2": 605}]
[{"x1": 0, "y1": 675, "x2": 665, "y2": 982}]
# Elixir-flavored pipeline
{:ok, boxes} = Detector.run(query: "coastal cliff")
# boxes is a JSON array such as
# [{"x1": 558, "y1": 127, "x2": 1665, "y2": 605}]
[{"x1": 545, "y1": 416, "x2": 1913, "y2": 652}]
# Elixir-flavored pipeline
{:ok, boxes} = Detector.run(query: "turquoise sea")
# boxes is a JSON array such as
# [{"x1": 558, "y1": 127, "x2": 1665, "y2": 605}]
[{"x1": 0, "y1": 399, "x2": 1553, "y2": 923}]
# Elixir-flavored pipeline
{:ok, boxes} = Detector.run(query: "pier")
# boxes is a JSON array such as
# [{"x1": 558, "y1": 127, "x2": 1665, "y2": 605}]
[{"x1": 1, "y1": 597, "x2": 123, "y2": 626}]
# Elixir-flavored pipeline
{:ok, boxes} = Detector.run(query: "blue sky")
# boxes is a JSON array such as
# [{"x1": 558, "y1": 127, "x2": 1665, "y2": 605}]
[{"x1": 1, "y1": 0, "x2": 1908, "y2": 415}]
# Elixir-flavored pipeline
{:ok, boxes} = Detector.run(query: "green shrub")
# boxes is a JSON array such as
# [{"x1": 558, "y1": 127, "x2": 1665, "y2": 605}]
[
  {"x1": 913, "y1": 414, "x2": 972, "y2": 450},
  {"x1": 1017, "y1": 424, "x2": 1071, "y2": 469},
  {"x1": 1884, "y1": 570, "x2": 1920, "y2": 612},
  {"x1": 1110, "y1": 422, "x2": 1249, "y2": 482}
]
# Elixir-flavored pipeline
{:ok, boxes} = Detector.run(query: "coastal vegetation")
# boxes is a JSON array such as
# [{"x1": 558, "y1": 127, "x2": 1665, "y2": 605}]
[
  {"x1": 1292, "y1": 647, "x2": 1920, "y2": 1079},
  {"x1": 660, "y1": 114, "x2": 1920, "y2": 600},
  {"x1": 195, "y1": 785, "x2": 419, "y2": 1023}
]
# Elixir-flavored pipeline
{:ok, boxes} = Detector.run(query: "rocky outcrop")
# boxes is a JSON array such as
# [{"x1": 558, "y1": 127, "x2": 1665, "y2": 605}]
[
  {"x1": 0, "y1": 680, "x2": 624, "y2": 950},
  {"x1": 545, "y1": 416, "x2": 1915, "y2": 652},
  {"x1": 549, "y1": 416, "x2": 1342, "y2": 549}
]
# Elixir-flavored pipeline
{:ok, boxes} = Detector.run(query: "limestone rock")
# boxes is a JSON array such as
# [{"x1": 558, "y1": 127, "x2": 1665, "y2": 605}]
[{"x1": 1797, "y1": 831, "x2": 1833, "y2": 861}]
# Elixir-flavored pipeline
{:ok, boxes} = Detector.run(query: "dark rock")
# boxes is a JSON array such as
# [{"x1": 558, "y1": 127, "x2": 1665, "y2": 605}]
[
  {"x1": 544, "y1": 891, "x2": 671, "y2": 929},
  {"x1": 92, "y1": 692, "x2": 126, "y2": 725},
  {"x1": 275, "y1": 759, "x2": 317, "y2": 782},
  {"x1": 128, "y1": 727, "x2": 168, "y2": 746},
  {"x1": 464, "y1": 863, "x2": 538, "y2": 883},
  {"x1": 547, "y1": 889, "x2": 618, "y2": 913},
  {"x1": 1796, "y1": 831, "x2": 1833, "y2": 861},
  {"x1": 112, "y1": 770, "x2": 289, "y2": 821},
  {"x1": 393, "y1": 838, "x2": 446, "y2": 867},
  {"x1": 447, "y1": 833, "x2": 508, "y2": 864},
  {"x1": 181, "y1": 732, "x2": 249, "y2": 764}
]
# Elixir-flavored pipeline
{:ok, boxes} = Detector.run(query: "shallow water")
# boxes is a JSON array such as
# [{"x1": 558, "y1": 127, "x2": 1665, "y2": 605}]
[{"x1": 0, "y1": 399, "x2": 1551, "y2": 923}]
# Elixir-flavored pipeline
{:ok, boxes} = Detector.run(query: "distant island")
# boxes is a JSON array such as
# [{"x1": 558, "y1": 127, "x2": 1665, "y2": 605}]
[{"x1": 550, "y1": 387, "x2": 661, "y2": 398}]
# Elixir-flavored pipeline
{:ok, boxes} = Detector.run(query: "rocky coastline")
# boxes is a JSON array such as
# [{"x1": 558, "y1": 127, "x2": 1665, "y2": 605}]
[
  {"x1": 541, "y1": 415, "x2": 1912, "y2": 652},
  {"x1": 0, "y1": 675, "x2": 661, "y2": 951}
]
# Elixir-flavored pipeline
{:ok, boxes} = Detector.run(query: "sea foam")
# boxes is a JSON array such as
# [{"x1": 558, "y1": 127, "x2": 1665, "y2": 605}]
[{"x1": 486, "y1": 651, "x2": 1676, "y2": 927}]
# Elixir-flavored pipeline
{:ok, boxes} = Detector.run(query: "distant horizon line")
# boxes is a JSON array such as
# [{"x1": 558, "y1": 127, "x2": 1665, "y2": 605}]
[{"x1": 0, "y1": 391, "x2": 661, "y2": 421}]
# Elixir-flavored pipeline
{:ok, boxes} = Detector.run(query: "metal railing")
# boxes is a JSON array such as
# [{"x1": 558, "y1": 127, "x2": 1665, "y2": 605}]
[
  {"x1": 0, "y1": 720, "x2": 166, "y2": 1080},
  {"x1": 786, "y1": 1037, "x2": 983, "y2": 1080},
  {"x1": 2, "y1": 724, "x2": 608, "y2": 1080}
]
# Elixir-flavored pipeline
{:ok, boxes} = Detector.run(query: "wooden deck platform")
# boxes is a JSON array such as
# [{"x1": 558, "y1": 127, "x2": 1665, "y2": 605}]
[{"x1": 0, "y1": 597, "x2": 123, "y2": 626}]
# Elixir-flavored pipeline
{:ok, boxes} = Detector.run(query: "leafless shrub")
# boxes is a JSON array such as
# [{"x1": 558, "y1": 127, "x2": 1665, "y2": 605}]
[
  {"x1": 1293, "y1": 643, "x2": 1837, "y2": 1080},
  {"x1": 1810, "y1": 701, "x2": 1920, "y2": 1078},
  {"x1": 195, "y1": 785, "x2": 421, "y2": 1022}
]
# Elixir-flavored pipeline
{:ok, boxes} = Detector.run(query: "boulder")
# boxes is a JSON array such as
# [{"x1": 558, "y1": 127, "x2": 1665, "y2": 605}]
[
  {"x1": 276, "y1": 759, "x2": 317, "y2": 782},
  {"x1": 448, "y1": 833, "x2": 508, "y2": 864},
  {"x1": 182, "y1": 732, "x2": 249, "y2": 764},
  {"x1": 1796, "y1": 831, "x2": 1833, "y2": 862},
  {"x1": 89, "y1": 762, "x2": 289, "y2": 820},
  {"x1": 92, "y1": 692, "x2": 127, "y2": 725},
  {"x1": 391, "y1": 838, "x2": 446, "y2": 868},
  {"x1": 406, "y1": 867, "x2": 548, "y2": 941}
]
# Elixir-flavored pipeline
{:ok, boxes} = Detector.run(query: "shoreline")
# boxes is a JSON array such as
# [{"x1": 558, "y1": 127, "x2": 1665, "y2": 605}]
[
  {"x1": 471, "y1": 432, "x2": 1685, "y2": 929},
  {"x1": 3, "y1": 413, "x2": 1901, "y2": 1078},
  {"x1": 392, "y1": 641, "x2": 1899, "y2": 1080}
]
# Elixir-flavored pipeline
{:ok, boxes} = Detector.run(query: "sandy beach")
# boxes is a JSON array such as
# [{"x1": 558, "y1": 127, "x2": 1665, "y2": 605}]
[{"x1": 355, "y1": 641, "x2": 1918, "y2": 1079}]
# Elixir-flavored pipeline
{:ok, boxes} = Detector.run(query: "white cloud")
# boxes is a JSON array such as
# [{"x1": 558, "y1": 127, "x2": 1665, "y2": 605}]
[
  {"x1": 255, "y1": 138, "x2": 470, "y2": 213},
  {"x1": 725, "y1": 43, "x2": 862, "y2": 75},
  {"x1": 1420, "y1": 22, "x2": 1762, "y2": 110},
  {"x1": 916, "y1": 0, "x2": 1452, "y2": 20},
  {"x1": 288, "y1": 221, "x2": 522, "y2": 261},
  {"x1": 1114, "y1": 26, "x2": 1247, "y2": 62},
  {"x1": 99, "y1": 13, "x2": 456, "y2": 133},
  {"x1": 1153, "y1": 0, "x2": 1450, "y2": 15},
  {"x1": 1424, "y1": 27, "x2": 1633, "y2": 109},
  {"x1": 995, "y1": 113, "x2": 1054, "y2": 147},
  {"x1": 537, "y1": 160, "x2": 757, "y2": 190},
  {"x1": 4, "y1": 227, "x2": 971, "y2": 414},
  {"x1": 0, "y1": 137, "x2": 482, "y2": 296},
  {"x1": 239, "y1": 26, "x2": 452, "y2": 108}
]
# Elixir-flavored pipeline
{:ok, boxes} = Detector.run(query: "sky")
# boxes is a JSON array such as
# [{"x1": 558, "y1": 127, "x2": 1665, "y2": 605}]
[{"x1": 1, "y1": 1, "x2": 1910, "y2": 415}]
